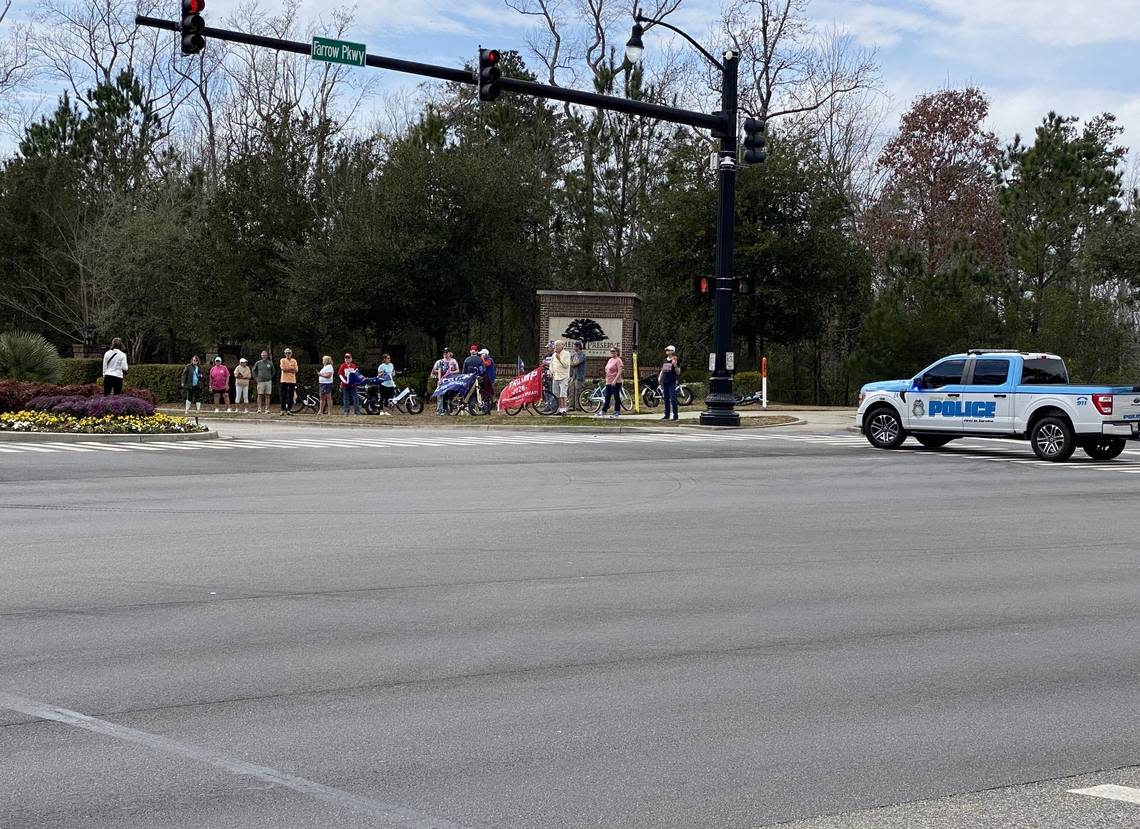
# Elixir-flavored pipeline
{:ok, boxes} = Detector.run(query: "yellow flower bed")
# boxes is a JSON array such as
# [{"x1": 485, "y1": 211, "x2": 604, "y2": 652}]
[{"x1": 0, "y1": 410, "x2": 208, "y2": 434}]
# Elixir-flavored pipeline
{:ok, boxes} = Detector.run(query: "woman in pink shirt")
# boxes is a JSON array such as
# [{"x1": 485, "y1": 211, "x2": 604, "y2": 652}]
[
  {"x1": 598, "y1": 346, "x2": 624, "y2": 418},
  {"x1": 209, "y1": 357, "x2": 232, "y2": 412}
]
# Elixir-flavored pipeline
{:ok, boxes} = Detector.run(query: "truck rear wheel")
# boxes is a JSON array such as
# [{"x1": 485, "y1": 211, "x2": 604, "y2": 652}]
[
  {"x1": 1030, "y1": 417, "x2": 1076, "y2": 462},
  {"x1": 865, "y1": 407, "x2": 906, "y2": 450},
  {"x1": 1082, "y1": 438, "x2": 1126, "y2": 461},
  {"x1": 915, "y1": 434, "x2": 953, "y2": 449}
]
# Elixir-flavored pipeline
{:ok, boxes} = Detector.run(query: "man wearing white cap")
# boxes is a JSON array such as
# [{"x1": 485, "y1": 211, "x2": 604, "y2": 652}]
[{"x1": 658, "y1": 345, "x2": 681, "y2": 421}]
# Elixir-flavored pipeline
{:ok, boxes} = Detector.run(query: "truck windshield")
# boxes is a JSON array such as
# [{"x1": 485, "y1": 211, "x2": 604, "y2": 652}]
[{"x1": 1021, "y1": 358, "x2": 1069, "y2": 384}]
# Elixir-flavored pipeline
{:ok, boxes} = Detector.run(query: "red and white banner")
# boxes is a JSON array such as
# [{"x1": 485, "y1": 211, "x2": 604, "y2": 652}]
[{"x1": 497, "y1": 367, "x2": 542, "y2": 411}]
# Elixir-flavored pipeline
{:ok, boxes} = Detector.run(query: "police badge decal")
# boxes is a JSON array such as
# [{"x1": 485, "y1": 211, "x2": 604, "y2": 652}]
[{"x1": 912, "y1": 399, "x2": 925, "y2": 418}]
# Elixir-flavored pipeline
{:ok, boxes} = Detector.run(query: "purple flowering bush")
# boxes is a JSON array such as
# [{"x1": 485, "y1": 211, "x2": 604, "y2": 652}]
[{"x1": 26, "y1": 394, "x2": 155, "y2": 417}]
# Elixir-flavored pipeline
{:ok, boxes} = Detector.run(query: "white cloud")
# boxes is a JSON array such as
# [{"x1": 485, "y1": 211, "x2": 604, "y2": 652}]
[{"x1": 922, "y1": 0, "x2": 1140, "y2": 48}]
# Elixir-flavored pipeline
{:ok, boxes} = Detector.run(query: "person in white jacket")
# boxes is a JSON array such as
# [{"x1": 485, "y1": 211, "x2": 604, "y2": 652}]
[{"x1": 102, "y1": 338, "x2": 128, "y2": 396}]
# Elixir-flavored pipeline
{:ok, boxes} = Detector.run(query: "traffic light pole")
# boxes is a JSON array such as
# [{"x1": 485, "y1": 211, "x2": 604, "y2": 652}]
[
  {"x1": 702, "y1": 53, "x2": 741, "y2": 427},
  {"x1": 136, "y1": 15, "x2": 741, "y2": 424}
]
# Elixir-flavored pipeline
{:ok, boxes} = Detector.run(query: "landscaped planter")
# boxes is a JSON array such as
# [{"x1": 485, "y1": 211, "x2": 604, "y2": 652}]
[{"x1": 0, "y1": 410, "x2": 210, "y2": 436}]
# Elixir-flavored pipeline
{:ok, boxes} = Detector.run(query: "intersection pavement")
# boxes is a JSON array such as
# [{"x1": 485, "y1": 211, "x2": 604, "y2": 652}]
[{"x1": 1, "y1": 416, "x2": 1137, "y2": 828}]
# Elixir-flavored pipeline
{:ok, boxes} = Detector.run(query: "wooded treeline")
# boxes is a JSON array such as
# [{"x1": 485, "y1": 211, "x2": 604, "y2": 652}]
[{"x1": 1, "y1": 0, "x2": 1138, "y2": 401}]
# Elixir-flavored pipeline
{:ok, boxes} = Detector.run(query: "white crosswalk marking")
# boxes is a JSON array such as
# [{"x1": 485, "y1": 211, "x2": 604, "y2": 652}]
[{"x1": 2, "y1": 430, "x2": 1140, "y2": 476}]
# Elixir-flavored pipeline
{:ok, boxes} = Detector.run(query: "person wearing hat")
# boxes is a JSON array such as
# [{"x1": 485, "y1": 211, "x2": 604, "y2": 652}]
[
  {"x1": 339, "y1": 352, "x2": 362, "y2": 416},
  {"x1": 279, "y1": 348, "x2": 299, "y2": 415},
  {"x1": 478, "y1": 348, "x2": 495, "y2": 413},
  {"x1": 658, "y1": 345, "x2": 681, "y2": 421},
  {"x1": 431, "y1": 348, "x2": 459, "y2": 415},
  {"x1": 253, "y1": 350, "x2": 274, "y2": 414},
  {"x1": 209, "y1": 356, "x2": 232, "y2": 413},
  {"x1": 568, "y1": 341, "x2": 586, "y2": 412},
  {"x1": 233, "y1": 357, "x2": 252, "y2": 413}
]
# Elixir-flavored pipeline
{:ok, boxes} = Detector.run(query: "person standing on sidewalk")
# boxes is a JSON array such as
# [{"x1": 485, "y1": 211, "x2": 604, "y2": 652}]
[
  {"x1": 431, "y1": 348, "x2": 459, "y2": 415},
  {"x1": 279, "y1": 348, "x2": 299, "y2": 415},
  {"x1": 568, "y1": 341, "x2": 586, "y2": 412},
  {"x1": 659, "y1": 345, "x2": 681, "y2": 421},
  {"x1": 597, "y1": 346, "x2": 624, "y2": 419},
  {"x1": 253, "y1": 350, "x2": 274, "y2": 414},
  {"x1": 102, "y1": 338, "x2": 128, "y2": 396},
  {"x1": 377, "y1": 354, "x2": 396, "y2": 415},
  {"x1": 549, "y1": 340, "x2": 571, "y2": 415},
  {"x1": 318, "y1": 356, "x2": 335, "y2": 415},
  {"x1": 209, "y1": 357, "x2": 232, "y2": 412},
  {"x1": 479, "y1": 348, "x2": 495, "y2": 413},
  {"x1": 181, "y1": 355, "x2": 204, "y2": 413},
  {"x1": 339, "y1": 352, "x2": 362, "y2": 416},
  {"x1": 233, "y1": 358, "x2": 252, "y2": 413}
]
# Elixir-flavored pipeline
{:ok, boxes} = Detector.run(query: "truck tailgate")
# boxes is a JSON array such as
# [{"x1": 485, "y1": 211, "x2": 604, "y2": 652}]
[{"x1": 1111, "y1": 393, "x2": 1140, "y2": 423}]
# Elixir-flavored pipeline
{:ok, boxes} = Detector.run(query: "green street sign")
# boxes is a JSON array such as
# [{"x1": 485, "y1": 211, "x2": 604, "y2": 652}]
[{"x1": 311, "y1": 37, "x2": 367, "y2": 67}]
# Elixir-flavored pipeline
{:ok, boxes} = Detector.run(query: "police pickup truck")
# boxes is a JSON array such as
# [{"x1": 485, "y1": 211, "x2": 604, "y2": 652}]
[{"x1": 856, "y1": 350, "x2": 1140, "y2": 462}]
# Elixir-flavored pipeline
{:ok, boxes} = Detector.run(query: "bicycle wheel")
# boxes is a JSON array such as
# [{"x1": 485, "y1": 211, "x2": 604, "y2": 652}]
[
  {"x1": 620, "y1": 386, "x2": 635, "y2": 411},
  {"x1": 641, "y1": 386, "x2": 659, "y2": 407},
  {"x1": 678, "y1": 385, "x2": 694, "y2": 406},
  {"x1": 578, "y1": 387, "x2": 596, "y2": 411}
]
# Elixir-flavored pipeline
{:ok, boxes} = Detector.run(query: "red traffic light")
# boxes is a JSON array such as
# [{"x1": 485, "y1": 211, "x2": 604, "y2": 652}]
[
  {"x1": 486, "y1": 49, "x2": 499, "y2": 64},
  {"x1": 183, "y1": 0, "x2": 205, "y2": 13},
  {"x1": 699, "y1": 276, "x2": 710, "y2": 293}
]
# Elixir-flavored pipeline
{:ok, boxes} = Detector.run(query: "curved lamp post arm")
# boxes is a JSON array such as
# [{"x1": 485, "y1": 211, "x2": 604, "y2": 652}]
[{"x1": 635, "y1": 14, "x2": 724, "y2": 72}]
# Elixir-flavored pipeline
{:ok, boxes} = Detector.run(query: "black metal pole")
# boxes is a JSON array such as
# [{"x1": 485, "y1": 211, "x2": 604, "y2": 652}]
[
  {"x1": 136, "y1": 16, "x2": 723, "y2": 131},
  {"x1": 700, "y1": 52, "x2": 740, "y2": 427}
]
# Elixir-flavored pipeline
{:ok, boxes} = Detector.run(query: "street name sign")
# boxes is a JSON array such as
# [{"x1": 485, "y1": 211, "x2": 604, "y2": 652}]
[{"x1": 311, "y1": 37, "x2": 367, "y2": 67}]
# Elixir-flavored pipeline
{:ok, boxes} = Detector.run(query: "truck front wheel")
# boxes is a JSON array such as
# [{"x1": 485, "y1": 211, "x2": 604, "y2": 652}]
[
  {"x1": 1082, "y1": 438, "x2": 1126, "y2": 461},
  {"x1": 1030, "y1": 417, "x2": 1076, "y2": 462},
  {"x1": 865, "y1": 407, "x2": 906, "y2": 450}
]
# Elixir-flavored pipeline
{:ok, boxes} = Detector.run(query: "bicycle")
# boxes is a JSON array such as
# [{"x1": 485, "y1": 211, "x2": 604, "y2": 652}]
[
  {"x1": 448, "y1": 375, "x2": 492, "y2": 415},
  {"x1": 639, "y1": 376, "x2": 694, "y2": 408},
  {"x1": 360, "y1": 376, "x2": 424, "y2": 415},
  {"x1": 579, "y1": 379, "x2": 634, "y2": 413},
  {"x1": 293, "y1": 384, "x2": 320, "y2": 413},
  {"x1": 504, "y1": 371, "x2": 560, "y2": 416},
  {"x1": 734, "y1": 389, "x2": 765, "y2": 407}
]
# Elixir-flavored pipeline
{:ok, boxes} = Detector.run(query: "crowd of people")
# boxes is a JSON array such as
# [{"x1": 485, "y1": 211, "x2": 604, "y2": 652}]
[
  {"x1": 174, "y1": 349, "x2": 400, "y2": 416},
  {"x1": 101, "y1": 338, "x2": 682, "y2": 419}
]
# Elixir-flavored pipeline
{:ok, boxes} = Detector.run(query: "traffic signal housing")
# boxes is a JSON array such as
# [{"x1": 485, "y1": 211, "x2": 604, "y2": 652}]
[
  {"x1": 743, "y1": 117, "x2": 766, "y2": 165},
  {"x1": 694, "y1": 275, "x2": 712, "y2": 298},
  {"x1": 478, "y1": 48, "x2": 502, "y2": 101},
  {"x1": 180, "y1": 0, "x2": 206, "y2": 55}
]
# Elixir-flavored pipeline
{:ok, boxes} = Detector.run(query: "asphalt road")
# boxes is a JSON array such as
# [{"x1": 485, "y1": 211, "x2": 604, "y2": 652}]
[{"x1": 1, "y1": 420, "x2": 1138, "y2": 828}]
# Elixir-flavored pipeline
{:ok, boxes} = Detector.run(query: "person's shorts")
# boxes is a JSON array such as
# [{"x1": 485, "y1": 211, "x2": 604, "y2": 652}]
[
  {"x1": 257, "y1": 381, "x2": 272, "y2": 396},
  {"x1": 186, "y1": 386, "x2": 202, "y2": 403},
  {"x1": 319, "y1": 383, "x2": 333, "y2": 396},
  {"x1": 551, "y1": 378, "x2": 568, "y2": 397}
]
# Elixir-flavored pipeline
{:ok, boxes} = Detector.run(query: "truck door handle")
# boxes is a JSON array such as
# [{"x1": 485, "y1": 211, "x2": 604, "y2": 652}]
[
  {"x1": 946, "y1": 393, "x2": 961, "y2": 398},
  {"x1": 993, "y1": 394, "x2": 1007, "y2": 398}
]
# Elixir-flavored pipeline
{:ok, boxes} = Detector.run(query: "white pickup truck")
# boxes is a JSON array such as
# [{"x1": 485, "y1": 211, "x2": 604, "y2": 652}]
[{"x1": 856, "y1": 350, "x2": 1140, "y2": 461}]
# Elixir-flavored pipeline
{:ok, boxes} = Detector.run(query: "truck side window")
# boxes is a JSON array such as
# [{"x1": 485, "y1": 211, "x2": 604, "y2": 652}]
[
  {"x1": 1021, "y1": 358, "x2": 1069, "y2": 384},
  {"x1": 971, "y1": 359, "x2": 1009, "y2": 385},
  {"x1": 922, "y1": 359, "x2": 966, "y2": 389}
]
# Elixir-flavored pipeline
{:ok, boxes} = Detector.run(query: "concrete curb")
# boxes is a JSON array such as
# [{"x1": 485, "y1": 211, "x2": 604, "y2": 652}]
[
  {"x1": 0, "y1": 429, "x2": 217, "y2": 443},
  {"x1": 207, "y1": 417, "x2": 806, "y2": 438}
]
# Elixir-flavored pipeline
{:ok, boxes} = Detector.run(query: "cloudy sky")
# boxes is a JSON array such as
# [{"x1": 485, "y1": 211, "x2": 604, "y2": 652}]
[{"x1": 4, "y1": 0, "x2": 1139, "y2": 153}]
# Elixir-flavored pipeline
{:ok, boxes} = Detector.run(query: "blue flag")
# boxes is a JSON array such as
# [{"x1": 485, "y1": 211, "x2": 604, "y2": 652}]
[
  {"x1": 431, "y1": 372, "x2": 477, "y2": 399},
  {"x1": 516, "y1": 355, "x2": 525, "y2": 374}
]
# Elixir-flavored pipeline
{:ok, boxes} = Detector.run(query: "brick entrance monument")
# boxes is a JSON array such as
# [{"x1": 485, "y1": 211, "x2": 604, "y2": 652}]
[{"x1": 536, "y1": 290, "x2": 641, "y2": 377}]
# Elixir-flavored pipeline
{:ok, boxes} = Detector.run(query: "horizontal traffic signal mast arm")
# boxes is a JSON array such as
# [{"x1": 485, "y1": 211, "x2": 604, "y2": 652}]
[{"x1": 135, "y1": 16, "x2": 726, "y2": 133}]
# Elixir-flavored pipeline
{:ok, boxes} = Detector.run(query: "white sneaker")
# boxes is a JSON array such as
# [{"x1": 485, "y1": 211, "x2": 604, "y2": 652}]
[
  {"x1": 610, "y1": 413, "x2": 619, "y2": 419},
  {"x1": 213, "y1": 408, "x2": 219, "y2": 413},
  {"x1": 379, "y1": 411, "x2": 390, "y2": 416}
]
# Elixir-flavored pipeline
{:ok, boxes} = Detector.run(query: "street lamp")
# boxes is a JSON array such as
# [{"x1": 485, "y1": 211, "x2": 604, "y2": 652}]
[{"x1": 626, "y1": 13, "x2": 740, "y2": 426}]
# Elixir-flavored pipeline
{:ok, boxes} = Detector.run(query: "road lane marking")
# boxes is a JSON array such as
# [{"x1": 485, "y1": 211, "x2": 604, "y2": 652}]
[
  {"x1": 1068, "y1": 784, "x2": 1140, "y2": 805},
  {"x1": 0, "y1": 690, "x2": 468, "y2": 829}
]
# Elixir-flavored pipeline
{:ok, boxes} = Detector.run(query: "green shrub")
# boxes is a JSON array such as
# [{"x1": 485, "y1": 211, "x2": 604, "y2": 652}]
[
  {"x1": 59, "y1": 358, "x2": 104, "y2": 386},
  {"x1": 125, "y1": 364, "x2": 184, "y2": 403},
  {"x1": 734, "y1": 371, "x2": 762, "y2": 393},
  {"x1": 0, "y1": 331, "x2": 63, "y2": 383}
]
